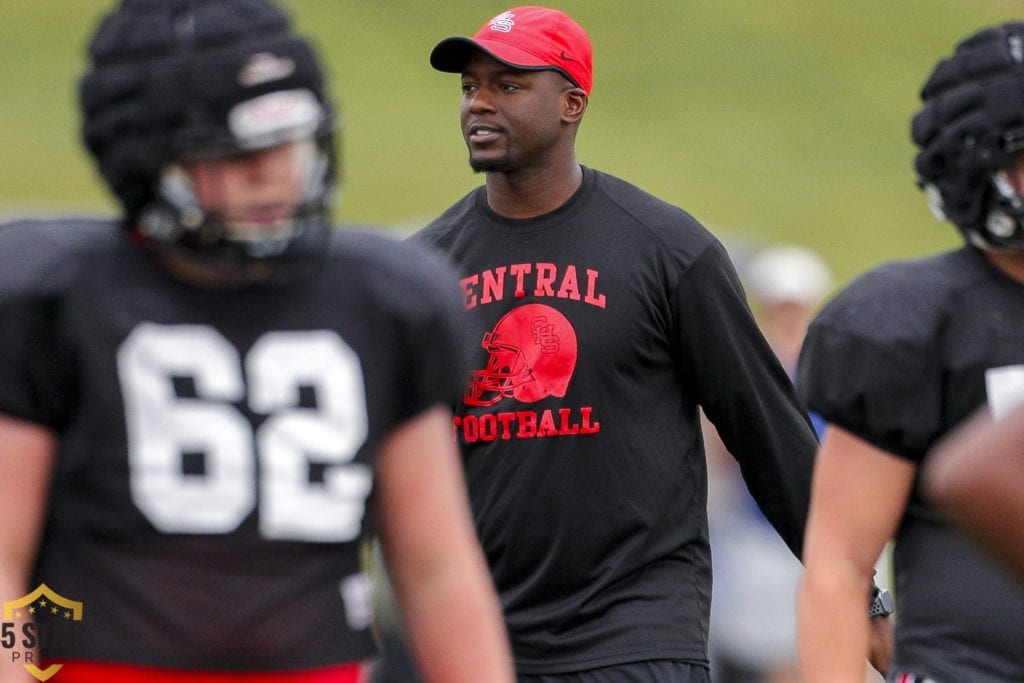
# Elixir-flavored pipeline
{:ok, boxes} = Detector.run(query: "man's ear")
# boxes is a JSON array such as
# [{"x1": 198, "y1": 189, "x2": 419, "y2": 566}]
[{"x1": 563, "y1": 89, "x2": 588, "y2": 123}]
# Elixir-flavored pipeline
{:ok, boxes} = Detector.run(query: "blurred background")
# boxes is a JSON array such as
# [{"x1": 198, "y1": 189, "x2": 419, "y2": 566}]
[{"x1": 2, "y1": 0, "x2": 1020, "y2": 285}]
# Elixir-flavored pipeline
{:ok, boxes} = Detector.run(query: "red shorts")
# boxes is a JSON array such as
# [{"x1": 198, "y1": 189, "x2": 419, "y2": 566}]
[{"x1": 35, "y1": 661, "x2": 368, "y2": 683}]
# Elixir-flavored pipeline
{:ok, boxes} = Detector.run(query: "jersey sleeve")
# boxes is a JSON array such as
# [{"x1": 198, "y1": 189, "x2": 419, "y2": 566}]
[
  {"x1": 391, "y1": 243, "x2": 472, "y2": 421},
  {"x1": 0, "y1": 222, "x2": 78, "y2": 429},
  {"x1": 674, "y1": 239, "x2": 818, "y2": 558},
  {"x1": 798, "y1": 273, "x2": 944, "y2": 463}
]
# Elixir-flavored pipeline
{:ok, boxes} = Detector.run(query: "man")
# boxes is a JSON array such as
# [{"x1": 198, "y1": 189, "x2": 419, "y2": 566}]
[
  {"x1": 411, "y1": 7, "x2": 887, "y2": 681},
  {"x1": 797, "y1": 21, "x2": 1024, "y2": 683},
  {"x1": 0, "y1": 1, "x2": 513, "y2": 682},
  {"x1": 924, "y1": 404, "x2": 1024, "y2": 582}
]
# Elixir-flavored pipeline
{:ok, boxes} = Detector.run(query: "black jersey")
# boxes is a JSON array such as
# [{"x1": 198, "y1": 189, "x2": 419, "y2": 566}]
[
  {"x1": 410, "y1": 168, "x2": 818, "y2": 674},
  {"x1": 799, "y1": 246, "x2": 1024, "y2": 682},
  {"x1": 0, "y1": 218, "x2": 467, "y2": 672}
]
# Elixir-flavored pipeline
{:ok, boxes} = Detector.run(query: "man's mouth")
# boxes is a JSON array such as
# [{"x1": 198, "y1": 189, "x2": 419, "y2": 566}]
[{"x1": 467, "y1": 124, "x2": 503, "y2": 144}]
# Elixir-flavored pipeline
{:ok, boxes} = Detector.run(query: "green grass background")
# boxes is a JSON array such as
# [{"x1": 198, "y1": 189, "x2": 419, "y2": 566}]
[{"x1": 1, "y1": 1, "x2": 1020, "y2": 284}]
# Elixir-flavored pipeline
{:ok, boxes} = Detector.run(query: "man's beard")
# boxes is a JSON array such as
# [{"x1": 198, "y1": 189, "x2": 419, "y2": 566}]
[{"x1": 470, "y1": 153, "x2": 512, "y2": 173}]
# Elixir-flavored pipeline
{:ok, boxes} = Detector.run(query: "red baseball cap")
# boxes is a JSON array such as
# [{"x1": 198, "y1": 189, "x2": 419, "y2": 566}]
[{"x1": 430, "y1": 6, "x2": 593, "y2": 95}]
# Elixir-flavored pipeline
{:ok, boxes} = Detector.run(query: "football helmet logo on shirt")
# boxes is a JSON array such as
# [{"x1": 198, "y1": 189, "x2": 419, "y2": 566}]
[{"x1": 465, "y1": 303, "x2": 578, "y2": 406}]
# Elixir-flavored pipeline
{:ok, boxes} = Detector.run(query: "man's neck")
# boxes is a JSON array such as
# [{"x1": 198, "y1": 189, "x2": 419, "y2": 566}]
[{"x1": 484, "y1": 160, "x2": 583, "y2": 219}]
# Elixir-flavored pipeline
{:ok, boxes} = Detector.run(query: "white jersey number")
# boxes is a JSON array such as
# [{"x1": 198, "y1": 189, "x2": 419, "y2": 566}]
[{"x1": 117, "y1": 323, "x2": 371, "y2": 542}]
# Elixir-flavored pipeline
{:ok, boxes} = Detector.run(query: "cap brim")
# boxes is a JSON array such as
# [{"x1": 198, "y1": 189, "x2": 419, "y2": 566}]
[{"x1": 430, "y1": 36, "x2": 554, "y2": 74}]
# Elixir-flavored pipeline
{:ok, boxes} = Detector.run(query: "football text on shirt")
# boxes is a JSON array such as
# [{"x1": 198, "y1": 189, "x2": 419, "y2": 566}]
[{"x1": 454, "y1": 406, "x2": 601, "y2": 443}]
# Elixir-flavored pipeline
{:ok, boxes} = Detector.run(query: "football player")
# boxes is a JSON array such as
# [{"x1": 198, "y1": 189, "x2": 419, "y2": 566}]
[
  {"x1": 797, "y1": 21, "x2": 1024, "y2": 683},
  {"x1": 0, "y1": 1, "x2": 513, "y2": 682}
]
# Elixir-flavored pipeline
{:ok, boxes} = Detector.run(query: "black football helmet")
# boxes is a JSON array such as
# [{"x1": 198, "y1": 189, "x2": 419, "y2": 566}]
[
  {"x1": 912, "y1": 22, "x2": 1024, "y2": 251},
  {"x1": 79, "y1": 0, "x2": 338, "y2": 266}
]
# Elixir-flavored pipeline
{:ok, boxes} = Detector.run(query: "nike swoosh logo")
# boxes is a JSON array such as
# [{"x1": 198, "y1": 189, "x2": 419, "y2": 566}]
[{"x1": 561, "y1": 51, "x2": 575, "y2": 62}]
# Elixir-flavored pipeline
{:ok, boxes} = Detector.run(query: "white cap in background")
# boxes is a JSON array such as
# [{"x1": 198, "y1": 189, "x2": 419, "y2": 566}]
[{"x1": 744, "y1": 245, "x2": 834, "y2": 306}]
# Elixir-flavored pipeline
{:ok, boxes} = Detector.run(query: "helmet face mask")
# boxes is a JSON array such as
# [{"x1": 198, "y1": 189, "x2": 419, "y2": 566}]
[
  {"x1": 988, "y1": 155, "x2": 1024, "y2": 241},
  {"x1": 80, "y1": 0, "x2": 339, "y2": 273},
  {"x1": 912, "y1": 23, "x2": 1024, "y2": 252},
  {"x1": 465, "y1": 341, "x2": 530, "y2": 407}
]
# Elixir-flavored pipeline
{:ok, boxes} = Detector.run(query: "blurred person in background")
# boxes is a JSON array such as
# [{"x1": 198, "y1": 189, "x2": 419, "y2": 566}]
[
  {"x1": 707, "y1": 245, "x2": 833, "y2": 683},
  {"x1": 743, "y1": 246, "x2": 835, "y2": 388},
  {"x1": 797, "y1": 21, "x2": 1024, "y2": 683},
  {"x1": 0, "y1": 1, "x2": 513, "y2": 682}
]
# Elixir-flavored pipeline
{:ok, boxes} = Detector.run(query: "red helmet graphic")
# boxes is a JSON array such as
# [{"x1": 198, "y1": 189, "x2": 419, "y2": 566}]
[{"x1": 465, "y1": 303, "x2": 578, "y2": 406}]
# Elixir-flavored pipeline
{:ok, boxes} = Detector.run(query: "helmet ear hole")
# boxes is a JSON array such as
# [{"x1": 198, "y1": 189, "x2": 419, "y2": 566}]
[{"x1": 912, "y1": 22, "x2": 1024, "y2": 250}]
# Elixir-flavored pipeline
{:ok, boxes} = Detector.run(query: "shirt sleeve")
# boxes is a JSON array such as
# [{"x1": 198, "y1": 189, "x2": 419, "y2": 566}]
[
  {"x1": 0, "y1": 252, "x2": 76, "y2": 429},
  {"x1": 674, "y1": 239, "x2": 818, "y2": 558},
  {"x1": 393, "y1": 245, "x2": 473, "y2": 421},
  {"x1": 0, "y1": 219, "x2": 129, "y2": 431},
  {"x1": 798, "y1": 300, "x2": 943, "y2": 463}
]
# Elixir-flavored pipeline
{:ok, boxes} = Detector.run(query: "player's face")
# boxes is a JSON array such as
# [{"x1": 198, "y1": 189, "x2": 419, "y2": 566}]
[
  {"x1": 459, "y1": 51, "x2": 572, "y2": 174},
  {"x1": 182, "y1": 140, "x2": 309, "y2": 229}
]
